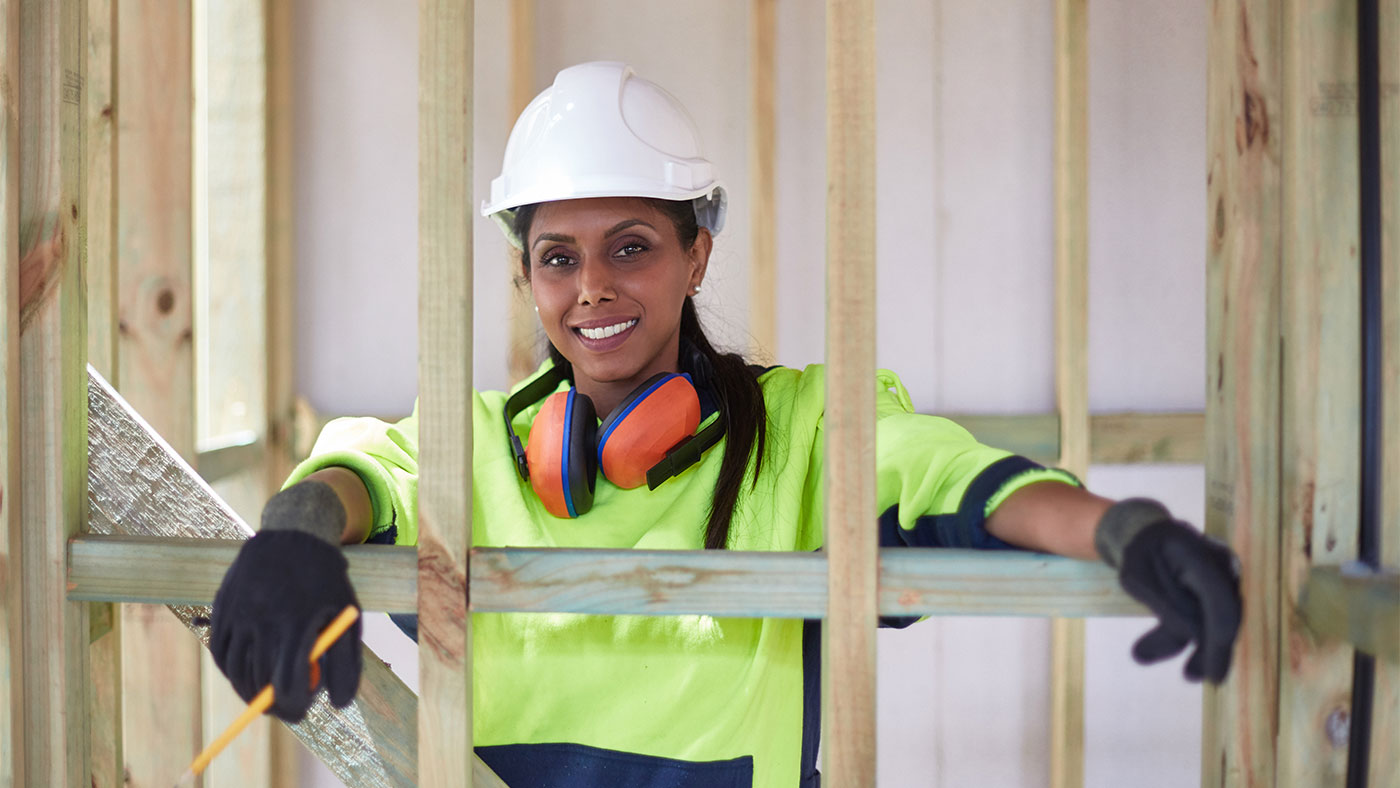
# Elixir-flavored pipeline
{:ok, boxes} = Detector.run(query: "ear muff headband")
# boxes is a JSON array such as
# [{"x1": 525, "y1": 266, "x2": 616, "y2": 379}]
[{"x1": 505, "y1": 363, "x2": 569, "y2": 481}]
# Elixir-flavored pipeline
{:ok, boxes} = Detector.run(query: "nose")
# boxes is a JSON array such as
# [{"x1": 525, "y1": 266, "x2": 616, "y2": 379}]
[{"x1": 576, "y1": 255, "x2": 615, "y2": 306}]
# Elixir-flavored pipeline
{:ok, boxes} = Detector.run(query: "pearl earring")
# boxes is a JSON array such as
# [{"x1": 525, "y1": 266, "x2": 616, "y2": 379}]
[{"x1": 691, "y1": 286, "x2": 702, "y2": 296}]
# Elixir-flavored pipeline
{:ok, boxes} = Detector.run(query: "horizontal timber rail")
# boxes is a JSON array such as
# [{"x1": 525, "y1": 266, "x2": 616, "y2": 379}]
[
  {"x1": 68, "y1": 534, "x2": 1147, "y2": 618},
  {"x1": 296, "y1": 409, "x2": 1206, "y2": 470},
  {"x1": 951, "y1": 411, "x2": 1204, "y2": 465},
  {"x1": 1298, "y1": 565, "x2": 1399, "y2": 663}
]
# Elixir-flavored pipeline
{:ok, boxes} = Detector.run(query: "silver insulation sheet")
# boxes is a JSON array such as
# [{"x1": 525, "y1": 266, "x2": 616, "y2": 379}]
[{"x1": 87, "y1": 367, "x2": 416, "y2": 788}]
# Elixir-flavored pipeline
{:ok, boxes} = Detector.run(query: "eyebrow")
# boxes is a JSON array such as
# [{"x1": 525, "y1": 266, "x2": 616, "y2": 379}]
[{"x1": 530, "y1": 219, "x2": 656, "y2": 250}]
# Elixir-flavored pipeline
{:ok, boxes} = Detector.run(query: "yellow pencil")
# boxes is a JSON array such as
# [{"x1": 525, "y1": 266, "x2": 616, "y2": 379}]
[{"x1": 175, "y1": 605, "x2": 360, "y2": 786}]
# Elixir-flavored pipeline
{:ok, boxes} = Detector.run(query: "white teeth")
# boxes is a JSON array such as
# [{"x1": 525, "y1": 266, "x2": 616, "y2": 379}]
[{"x1": 579, "y1": 319, "x2": 636, "y2": 340}]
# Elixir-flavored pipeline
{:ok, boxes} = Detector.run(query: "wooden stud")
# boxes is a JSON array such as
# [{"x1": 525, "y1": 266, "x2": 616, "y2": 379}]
[
  {"x1": 418, "y1": 1, "x2": 473, "y2": 785},
  {"x1": 1050, "y1": 1, "x2": 1088, "y2": 786},
  {"x1": 114, "y1": 1, "x2": 194, "y2": 456},
  {"x1": 0, "y1": 0, "x2": 19, "y2": 782},
  {"x1": 17, "y1": 0, "x2": 92, "y2": 784},
  {"x1": 1370, "y1": 0, "x2": 1398, "y2": 784},
  {"x1": 263, "y1": 32, "x2": 302, "y2": 778},
  {"x1": 263, "y1": 21, "x2": 300, "y2": 780},
  {"x1": 83, "y1": 0, "x2": 121, "y2": 783},
  {"x1": 85, "y1": 0, "x2": 115, "y2": 383},
  {"x1": 113, "y1": 3, "x2": 204, "y2": 783},
  {"x1": 823, "y1": 0, "x2": 877, "y2": 784},
  {"x1": 1276, "y1": 0, "x2": 1366, "y2": 780},
  {"x1": 264, "y1": 0, "x2": 295, "y2": 494},
  {"x1": 749, "y1": 0, "x2": 776, "y2": 359},
  {"x1": 68, "y1": 536, "x2": 1146, "y2": 619},
  {"x1": 506, "y1": 0, "x2": 537, "y2": 384},
  {"x1": 1202, "y1": 0, "x2": 1284, "y2": 784}
]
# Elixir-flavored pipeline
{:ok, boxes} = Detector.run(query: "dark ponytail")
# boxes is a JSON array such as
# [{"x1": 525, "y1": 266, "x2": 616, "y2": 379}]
[
  {"x1": 513, "y1": 200, "x2": 767, "y2": 549},
  {"x1": 678, "y1": 297, "x2": 767, "y2": 549}
]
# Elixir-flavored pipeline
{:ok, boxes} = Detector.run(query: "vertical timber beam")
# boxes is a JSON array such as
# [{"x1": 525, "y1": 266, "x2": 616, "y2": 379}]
[
  {"x1": 1372, "y1": 1, "x2": 1394, "y2": 783},
  {"x1": 263, "y1": 0, "x2": 294, "y2": 487},
  {"x1": 85, "y1": 0, "x2": 114, "y2": 380},
  {"x1": 114, "y1": 2, "x2": 202, "y2": 784},
  {"x1": 419, "y1": 0, "x2": 473, "y2": 785},
  {"x1": 1050, "y1": 1, "x2": 1088, "y2": 786},
  {"x1": 506, "y1": 0, "x2": 536, "y2": 383},
  {"x1": 1369, "y1": 1, "x2": 1398, "y2": 785},
  {"x1": 822, "y1": 0, "x2": 877, "y2": 784},
  {"x1": 0, "y1": 0, "x2": 19, "y2": 782},
  {"x1": 265, "y1": 0, "x2": 295, "y2": 493},
  {"x1": 84, "y1": 0, "x2": 120, "y2": 783},
  {"x1": 1277, "y1": 0, "x2": 1364, "y2": 781},
  {"x1": 264, "y1": 2, "x2": 300, "y2": 781},
  {"x1": 17, "y1": 0, "x2": 91, "y2": 785},
  {"x1": 1203, "y1": 0, "x2": 1283, "y2": 785},
  {"x1": 750, "y1": 0, "x2": 776, "y2": 359}
]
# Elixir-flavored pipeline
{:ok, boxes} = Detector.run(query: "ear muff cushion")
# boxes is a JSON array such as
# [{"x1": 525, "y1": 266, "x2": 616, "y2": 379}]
[
  {"x1": 525, "y1": 390, "x2": 597, "y2": 518},
  {"x1": 597, "y1": 374, "x2": 701, "y2": 489}
]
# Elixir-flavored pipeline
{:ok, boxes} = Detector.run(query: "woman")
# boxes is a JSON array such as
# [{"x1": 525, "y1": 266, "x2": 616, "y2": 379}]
[{"x1": 212, "y1": 62, "x2": 1240, "y2": 787}]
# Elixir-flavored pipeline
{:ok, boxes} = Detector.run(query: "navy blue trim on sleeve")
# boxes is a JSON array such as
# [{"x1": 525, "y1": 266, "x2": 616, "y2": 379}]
[
  {"x1": 875, "y1": 456, "x2": 1045, "y2": 628},
  {"x1": 364, "y1": 525, "x2": 399, "y2": 545},
  {"x1": 476, "y1": 742, "x2": 753, "y2": 788},
  {"x1": 877, "y1": 455, "x2": 1047, "y2": 552}
]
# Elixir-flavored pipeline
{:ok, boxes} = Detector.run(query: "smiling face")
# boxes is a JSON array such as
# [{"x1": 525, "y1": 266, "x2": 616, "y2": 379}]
[{"x1": 524, "y1": 197, "x2": 710, "y2": 415}]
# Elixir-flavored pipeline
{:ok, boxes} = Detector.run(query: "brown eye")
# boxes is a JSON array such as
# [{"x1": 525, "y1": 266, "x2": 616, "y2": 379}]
[
  {"x1": 615, "y1": 241, "x2": 648, "y2": 258},
  {"x1": 537, "y1": 249, "x2": 574, "y2": 268}
]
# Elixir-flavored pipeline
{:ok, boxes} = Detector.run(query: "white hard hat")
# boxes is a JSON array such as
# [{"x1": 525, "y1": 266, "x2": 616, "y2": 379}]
[{"x1": 482, "y1": 61, "x2": 727, "y2": 249}]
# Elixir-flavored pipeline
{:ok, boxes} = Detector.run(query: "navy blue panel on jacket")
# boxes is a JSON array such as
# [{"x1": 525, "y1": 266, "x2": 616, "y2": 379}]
[
  {"x1": 476, "y1": 742, "x2": 753, "y2": 788},
  {"x1": 876, "y1": 455, "x2": 1040, "y2": 629}
]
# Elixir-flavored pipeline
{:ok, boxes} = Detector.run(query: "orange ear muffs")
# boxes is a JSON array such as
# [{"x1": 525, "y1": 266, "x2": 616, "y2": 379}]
[
  {"x1": 507, "y1": 361, "x2": 720, "y2": 516},
  {"x1": 524, "y1": 389, "x2": 597, "y2": 518},
  {"x1": 596, "y1": 373, "x2": 701, "y2": 489}
]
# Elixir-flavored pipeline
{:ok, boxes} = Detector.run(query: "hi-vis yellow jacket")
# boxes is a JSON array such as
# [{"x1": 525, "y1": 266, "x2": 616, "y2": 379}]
[{"x1": 286, "y1": 362, "x2": 1076, "y2": 788}]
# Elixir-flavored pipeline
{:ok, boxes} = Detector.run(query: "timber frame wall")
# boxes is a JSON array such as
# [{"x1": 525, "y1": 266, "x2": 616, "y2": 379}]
[{"x1": 3, "y1": 2, "x2": 1397, "y2": 787}]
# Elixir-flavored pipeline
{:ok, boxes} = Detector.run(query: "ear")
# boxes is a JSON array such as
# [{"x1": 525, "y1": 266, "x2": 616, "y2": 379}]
[{"x1": 687, "y1": 228, "x2": 713, "y2": 293}]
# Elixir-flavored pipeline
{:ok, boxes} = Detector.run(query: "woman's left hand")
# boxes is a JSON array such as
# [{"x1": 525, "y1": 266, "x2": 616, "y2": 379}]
[{"x1": 1095, "y1": 499, "x2": 1243, "y2": 683}]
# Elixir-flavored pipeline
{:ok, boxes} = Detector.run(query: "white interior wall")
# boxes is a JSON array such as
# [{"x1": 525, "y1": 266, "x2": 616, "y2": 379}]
[{"x1": 292, "y1": 1, "x2": 1209, "y2": 785}]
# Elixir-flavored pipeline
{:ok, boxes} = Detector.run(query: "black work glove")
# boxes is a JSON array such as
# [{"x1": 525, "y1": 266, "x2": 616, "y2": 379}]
[
  {"x1": 211, "y1": 481, "x2": 362, "y2": 722},
  {"x1": 1095, "y1": 498, "x2": 1242, "y2": 683}
]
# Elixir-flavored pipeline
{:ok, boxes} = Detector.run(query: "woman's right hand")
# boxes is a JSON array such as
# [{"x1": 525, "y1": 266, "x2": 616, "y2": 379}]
[{"x1": 210, "y1": 482, "x2": 363, "y2": 722}]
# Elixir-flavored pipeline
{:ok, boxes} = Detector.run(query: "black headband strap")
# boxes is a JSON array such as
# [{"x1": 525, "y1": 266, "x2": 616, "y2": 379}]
[
  {"x1": 503, "y1": 364, "x2": 568, "y2": 480},
  {"x1": 644, "y1": 412, "x2": 725, "y2": 490}
]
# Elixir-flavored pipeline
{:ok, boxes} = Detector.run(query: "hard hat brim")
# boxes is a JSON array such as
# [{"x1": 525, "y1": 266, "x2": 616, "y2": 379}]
[{"x1": 483, "y1": 184, "x2": 726, "y2": 250}]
